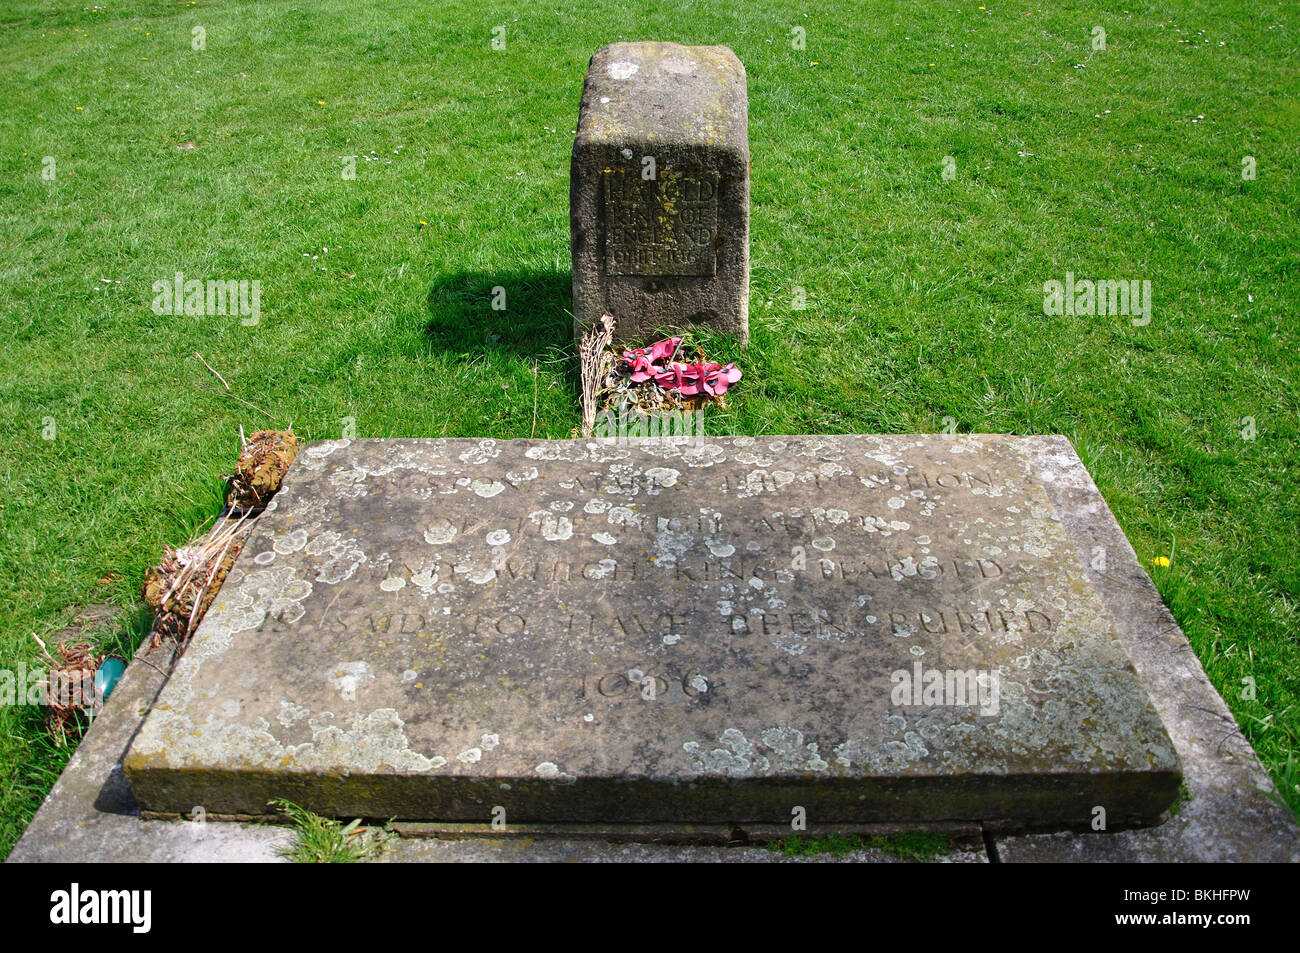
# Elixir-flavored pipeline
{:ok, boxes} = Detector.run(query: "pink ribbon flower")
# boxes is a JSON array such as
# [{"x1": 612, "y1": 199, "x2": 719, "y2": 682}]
[
  {"x1": 653, "y1": 361, "x2": 700, "y2": 394},
  {"x1": 619, "y1": 337, "x2": 682, "y2": 382},
  {"x1": 652, "y1": 361, "x2": 743, "y2": 396},
  {"x1": 701, "y1": 362, "x2": 743, "y2": 396}
]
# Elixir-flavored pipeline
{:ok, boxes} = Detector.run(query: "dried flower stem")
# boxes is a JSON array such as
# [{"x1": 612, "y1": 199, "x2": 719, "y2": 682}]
[{"x1": 579, "y1": 314, "x2": 615, "y2": 438}]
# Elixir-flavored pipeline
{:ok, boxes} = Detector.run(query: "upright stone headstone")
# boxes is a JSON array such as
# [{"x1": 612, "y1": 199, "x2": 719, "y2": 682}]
[{"x1": 570, "y1": 41, "x2": 750, "y2": 347}]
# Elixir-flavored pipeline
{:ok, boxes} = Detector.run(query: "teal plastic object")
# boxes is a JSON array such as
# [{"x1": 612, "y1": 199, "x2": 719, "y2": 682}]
[{"x1": 93, "y1": 657, "x2": 127, "y2": 703}]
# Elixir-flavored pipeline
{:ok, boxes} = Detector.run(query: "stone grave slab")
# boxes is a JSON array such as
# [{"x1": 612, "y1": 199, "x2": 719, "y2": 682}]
[
  {"x1": 570, "y1": 41, "x2": 749, "y2": 345},
  {"x1": 123, "y1": 435, "x2": 1181, "y2": 827}
]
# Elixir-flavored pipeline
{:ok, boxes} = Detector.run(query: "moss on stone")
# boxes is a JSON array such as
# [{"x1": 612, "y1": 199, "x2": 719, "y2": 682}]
[{"x1": 766, "y1": 831, "x2": 955, "y2": 861}]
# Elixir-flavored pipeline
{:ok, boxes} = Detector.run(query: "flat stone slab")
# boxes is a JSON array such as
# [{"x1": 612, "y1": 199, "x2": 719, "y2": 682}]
[
  {"x1": 571, "y1": 41, "x2": 749, "y2": 345},
  {"x1": 123, "y1": 435, "x2": 1181, "y2": 827},
  {"x1": 4, "y1": 628, "x2": 983, "y2": 863},
  {"x1": 989, "y1": 441, "x2": 1300, "y2": 861}
]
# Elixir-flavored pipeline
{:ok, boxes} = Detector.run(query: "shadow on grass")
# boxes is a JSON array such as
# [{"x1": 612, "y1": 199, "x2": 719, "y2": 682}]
[{"x1": 425, "y1": 270, "x2": 573, "y2": 360}]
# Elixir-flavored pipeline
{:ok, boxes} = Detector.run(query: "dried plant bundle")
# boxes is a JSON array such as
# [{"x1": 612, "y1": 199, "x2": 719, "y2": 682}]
[
  {"x1": 227, "y1": 429, "x2": 301, "y2": 509},
  {"x1": 579, "y1": 314, "x2": 615, "y2": 438},
  {"x1": 142, "y1": 509, "x2": 253, "y2": 646},
  {"x1": 30, "y1": 634, "x2": 107, "y2": 746}
]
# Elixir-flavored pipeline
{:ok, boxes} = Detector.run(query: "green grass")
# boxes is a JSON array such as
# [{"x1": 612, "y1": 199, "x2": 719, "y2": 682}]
[
  {"x1": 1, "y1": 0, "x2": 1297, "y2": 858},
  {"x1": 270, "y1": 799, "x2": 390, "y2": 862}
]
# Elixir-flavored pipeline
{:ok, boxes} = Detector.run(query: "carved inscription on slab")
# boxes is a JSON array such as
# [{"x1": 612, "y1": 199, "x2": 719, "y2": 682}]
[{"x1": 124, "y1": 435, "x2": 1181, "y2": 825}]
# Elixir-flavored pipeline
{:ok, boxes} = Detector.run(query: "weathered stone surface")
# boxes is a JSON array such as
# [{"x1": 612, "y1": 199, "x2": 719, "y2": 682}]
[
  {"x1": 386, "y1": 819, "x2": 983, "y2": 848},
  {"x1": 376, "y1": 837, "x2": 988, "y2": 864},
  {"x1": 122, "y1": 435, "x2": 1181, "y2": 827},
  {"x1": 1, "y1": 614, "x2": 976, "y2": 864},
  {"x1": 571, "y1": 41, "x2": 749, "y2": 346},
  {"x1": 992, "y1": 438, "x2": 1300, "y2": 861},
  {"x1": 6, "y1": 642, "x2": 291, "y2": 864},
  {"x1": 17, "y1": 434, "x2": 1292, "y2": 861}
]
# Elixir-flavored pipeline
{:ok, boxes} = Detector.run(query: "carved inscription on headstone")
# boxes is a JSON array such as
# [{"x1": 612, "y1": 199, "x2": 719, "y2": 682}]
[{"x1": 603, "y1": 168, "x2": 719, "y2": 276}]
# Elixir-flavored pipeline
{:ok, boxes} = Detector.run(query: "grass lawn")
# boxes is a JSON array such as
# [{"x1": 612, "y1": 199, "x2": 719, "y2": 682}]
[{"x1": 1, "y1": 0, "x2": 1296, "y2": 857}]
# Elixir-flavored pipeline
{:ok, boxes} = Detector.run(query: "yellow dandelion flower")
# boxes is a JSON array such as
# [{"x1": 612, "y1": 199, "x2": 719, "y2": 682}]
[{"x1": 1153, "y1": 556, "x2": 1171, "y2": 567}]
